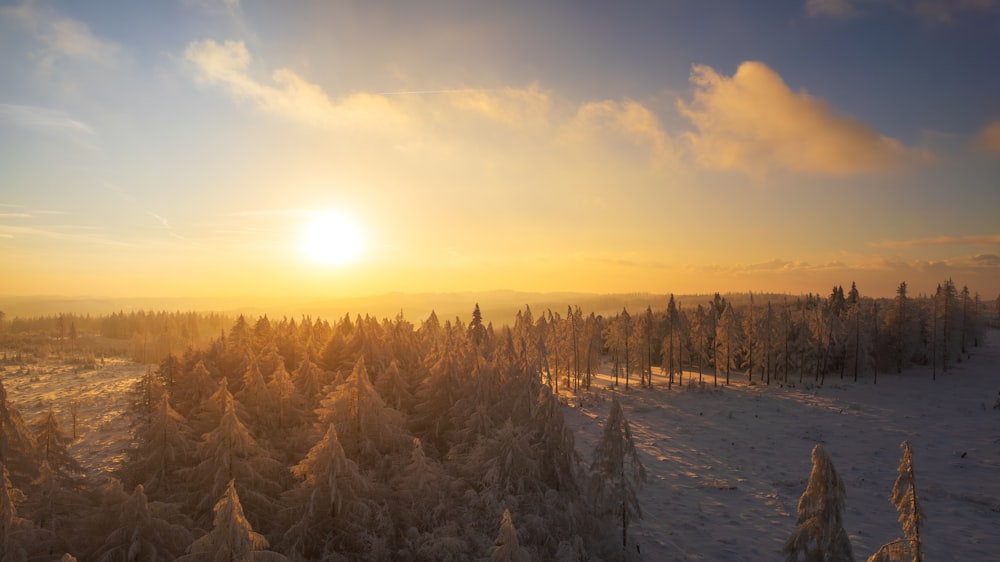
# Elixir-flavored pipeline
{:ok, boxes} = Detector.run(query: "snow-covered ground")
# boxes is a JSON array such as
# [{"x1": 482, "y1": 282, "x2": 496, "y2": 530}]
[
  {"x1": 2, "y1": 335, "x2": 998, "y2": 561},
  {"x1": 564, "y1": 332, "x2": 1000, "y2": 560},
  {"x1": 1, "y1": 358, "x2": 145, "y2": 479}
]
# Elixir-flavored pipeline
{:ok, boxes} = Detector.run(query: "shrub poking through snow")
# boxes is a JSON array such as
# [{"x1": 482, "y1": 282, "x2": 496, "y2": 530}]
[{"x1": 783, "y1": 444, "x2": 854, "y2": 562}]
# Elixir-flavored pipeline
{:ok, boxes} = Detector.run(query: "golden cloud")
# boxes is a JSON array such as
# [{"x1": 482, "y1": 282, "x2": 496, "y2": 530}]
[
  {"x1": 677, "y1": 61, "x2": 918, "y2": 177},
  {"x1": 976, "y1": 121, "x2": 1000, "y2": 155},
  {"x1": 870, "y1": 233, "x2": 1000, "y2": 249},
  {"x1": 183, "y1": 39, "x2": 674, "y2": 166}
]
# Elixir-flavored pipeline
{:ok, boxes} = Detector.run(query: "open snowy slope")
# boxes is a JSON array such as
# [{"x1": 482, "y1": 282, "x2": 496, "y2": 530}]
[
  {"x1": 564, "y1": 332, "x2": 1000, "y2": 560},
  {"x1": 1, "y1": 358, "x2": 146, "y2": 479}
]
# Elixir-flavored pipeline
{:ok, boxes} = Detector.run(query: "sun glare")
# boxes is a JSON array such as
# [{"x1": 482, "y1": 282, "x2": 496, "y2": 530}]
[{"x1": 301, "y1": 211, "x2": 365, "y2": 266}]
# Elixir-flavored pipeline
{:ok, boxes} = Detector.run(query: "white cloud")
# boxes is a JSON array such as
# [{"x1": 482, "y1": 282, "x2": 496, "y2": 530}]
[{"x1": 0, "y1": 1, "x2": 122, "y2": 70}]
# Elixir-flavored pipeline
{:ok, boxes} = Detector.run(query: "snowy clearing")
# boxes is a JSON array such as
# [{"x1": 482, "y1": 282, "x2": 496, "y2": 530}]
[
  {"x1": 563, "y1": 331, "x2": 1000, "y2": 560},
  {"x1": 1, "y1": 358, "x2": 145, "y2": 479}
]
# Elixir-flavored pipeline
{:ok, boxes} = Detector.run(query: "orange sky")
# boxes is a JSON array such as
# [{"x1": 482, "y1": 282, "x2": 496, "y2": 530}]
[{"x1": 1, "y1": 1, "x2": 998, "y2": 302}]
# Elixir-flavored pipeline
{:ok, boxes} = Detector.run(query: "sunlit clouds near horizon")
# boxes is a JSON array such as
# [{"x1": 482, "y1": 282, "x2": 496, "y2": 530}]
[{"x1": 1, "y1": 0, "x2": 998, "y2": 301}]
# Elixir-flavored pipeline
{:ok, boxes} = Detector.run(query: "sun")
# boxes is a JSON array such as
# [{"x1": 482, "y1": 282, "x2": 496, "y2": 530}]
[{"x1": 300, "y1": 211, "x2": 365, "y2": 266}]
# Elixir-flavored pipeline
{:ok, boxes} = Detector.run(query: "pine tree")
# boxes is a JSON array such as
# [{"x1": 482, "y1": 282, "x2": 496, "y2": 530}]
[
  {"x1": 0, "y1": 379, "x2": 38, "y2": 485},
  {"x1": 869, "y1": 441, "x2": 924, "y2": 562},
  {"x1": 314, "y1": 356, "x2": 407, "y2": 469},
  {"x1": 33, "y1": 409, "x2": 83, "y2": 478},
  {"x1": 125, "y1": 393, "x2": 195, "y2": 496},
  {"x1": 783, "y1": 444, "x2": 854, "y2": 562},
  {"x1": 489, "y1": 508, "x2": 531, "y2": 562},
  {"x1": 92, "y1": 484, "x2": 194, "y2": 561},
  {"x1": 184, "y1": 390, "x2": 284, "y2": 531},
  {"x1": 0, "y1": 462, "x2": 30, "y2": 561},
  {"x1": 176, "y1": 480, "x2": 287, "y2": 562},
  {"x1": 281, "y1": 423, "x2": 370, "y2": 559},
  {"x1": 590, "y1": 397, "x2": 646, "y2": 554}
]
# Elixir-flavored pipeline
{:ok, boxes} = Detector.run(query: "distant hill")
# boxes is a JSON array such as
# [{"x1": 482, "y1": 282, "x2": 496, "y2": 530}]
[{"x1": 0, "y1": 290, "x2": 811, "y2": 325}]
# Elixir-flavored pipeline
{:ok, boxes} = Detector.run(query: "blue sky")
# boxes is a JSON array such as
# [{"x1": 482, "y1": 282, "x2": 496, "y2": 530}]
[{"x1": 1, "y1": 0, "x2": 998, "y2": 300}]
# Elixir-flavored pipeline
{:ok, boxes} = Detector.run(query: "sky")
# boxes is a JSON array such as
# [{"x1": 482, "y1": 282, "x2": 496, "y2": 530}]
[{"x1": 1, "y1": 0, "x2": 998, "y2": 302}]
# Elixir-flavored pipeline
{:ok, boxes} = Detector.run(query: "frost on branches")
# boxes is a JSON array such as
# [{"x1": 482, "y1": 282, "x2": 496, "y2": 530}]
[
  {"x1": 176, "y1": 479, "x2": 286, "y2": 562},
  {"x1": 868, "y1": 440, "x2": 924, "y2": 562},
  {"x1": 489, "y1": 508, "x2": 530, "y2": 562},
  {"x1": 783, "y1": 444, "x2": 854, "y2": 562}
]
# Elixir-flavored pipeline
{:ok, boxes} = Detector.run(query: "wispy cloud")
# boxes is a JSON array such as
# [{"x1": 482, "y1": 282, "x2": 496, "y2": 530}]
[
  {"x1": 804, "y1": 0, "x2": 861, "y2": 19},
  {"x1": 0, "y1": 103, "x2": 96, "y2": 143},
  {"x1": 0, "y1": 0, "x2": 123, "y2": 70},
  {"x1": 677, "y1": 61, "x2": 922, "y2": 177},
  {"x1": 804, "y1": 0, "x2": 998, "y2": 23},
  {"x1": 975, "y1": 121, "x2": 1000, "y2": 155},
  {"x1": 0, "y1": 224, "x2": 134, "y2": 247},
  {"x1": 869, "y1": 233, "x2": 1000, "y2": 249}
]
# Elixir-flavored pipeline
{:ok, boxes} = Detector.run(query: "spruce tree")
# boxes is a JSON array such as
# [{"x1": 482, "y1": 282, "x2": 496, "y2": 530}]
[
  {"x1": 590, "y1": 397, "x2": 646, "y2": 554},
  {"x1": 176, "y1": 480, "x2": 287, "y2": 562},
  {"x1": 783, "y1": 444, "x2": 854, "y2": 562},
  {"x1": 489, "y1": 508, "x2": 531, "y2": 562}
]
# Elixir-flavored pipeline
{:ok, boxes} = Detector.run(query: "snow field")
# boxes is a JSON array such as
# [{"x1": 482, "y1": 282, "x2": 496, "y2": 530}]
[{"x1": 563, "y1": 331, "x2": 1000, "y2": 560}]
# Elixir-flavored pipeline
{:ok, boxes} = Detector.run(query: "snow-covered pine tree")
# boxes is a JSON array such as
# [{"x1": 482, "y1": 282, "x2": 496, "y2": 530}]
[
  {"x1": 91, "y1": 484, "x2": 194, "y2": 561},
  {"x1": 291, "y1": 358, "x2": 325, "y2": 410},
  {"x1": 314, "y1": 356, "x2": 407, "y2": 470},
  {"x1": 1, "y1": 462, "x2": 31, "y2": 561},
  {"x1": 0, "y1": 379, "x2": 38, "y2": 485},
  {"x1": 890, "y1": 441, "x2": 923, "y2": 561},
  {"x1": 235, "y1": 358, "x2": 277, "y2": 431},
  {"x1": 868, "y1": 440, "x2": 924, "y2": 562},
  {"x1": 468, "y1": 418, "x2": 542, "y2": 501},
  {"x1": 176, "y1": 480, "x2": 287, "y2": 562},
  {"x1": 171, "y1": 360, "x2": 218, "y2": 421},
  {"x1": 33, "y1": 409, "x2": 83, "y2": 478},
  {"x1": 281, "y1": 423, "x2": 370, "y2": 559},
  {"x1": 783, "y1": 444, "x2": 854, "y2": 562},
  {"x1": 125, "y1": 393, "x2": 195, "y2": 496},
  {"x1": 374, "y1": 359, "x2": 414, "y2": 412},
  {"x1": 183, "y1": 390, "x2": 284, "y2": 532},
  {"x1": 590, "y1": 397, "x2": 646, "y2": 554},
  {"x1": 489, "y1": 508, "x2": 531, "y2": 562}
]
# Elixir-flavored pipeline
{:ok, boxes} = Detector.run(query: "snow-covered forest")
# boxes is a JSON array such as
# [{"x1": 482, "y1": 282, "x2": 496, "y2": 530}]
[{"x1": 0, "y1": 281, "x2": 998, "y2": 560}]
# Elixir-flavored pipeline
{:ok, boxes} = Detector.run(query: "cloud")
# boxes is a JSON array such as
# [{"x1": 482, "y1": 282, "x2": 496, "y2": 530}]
[
  {"x1": 975, "y1": 121, "x2": 1000, "y2": 155},
  {"x1": 0, "y1": 1, "x2": 122, "y2": 70},
  {"x1": 183, "y1": 39, "x2": 676, "y2": 166},
  {"x1": 569, "y1": 99, "x2": 675, "y2": 165},
  {"x1": 184, "y1": 39, "x2": 411, "y2": 130},
  {"x1": 804, "y1": 0, "x2": 861, "y2": 19},
  {"x1": 804, "y1": 0, "x2": 998, "y2": 23},
  {"x1": 912, "y1": 0, "x2": 997, "y2": 24},
  {"x1": 677, "y1": 61, "x2": 919, "y2": 177},
  {"x1": 870, "y1": 233, "x2": 1000, "y2": 249},
  {"x1": 0, "y1": 103, "x2": 97, "y2": 148}
]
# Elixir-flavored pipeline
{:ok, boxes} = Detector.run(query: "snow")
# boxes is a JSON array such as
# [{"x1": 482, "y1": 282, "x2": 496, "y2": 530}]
[
  {"x1": 1, "y1": 332, "x2": 998, "y2": 560},
  {"x1": 0, "y1": 359, "x2": 145, "y2": 478},
  {"x1": 562, "y1": 331, "x2": 1000, "y2": 560}
]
